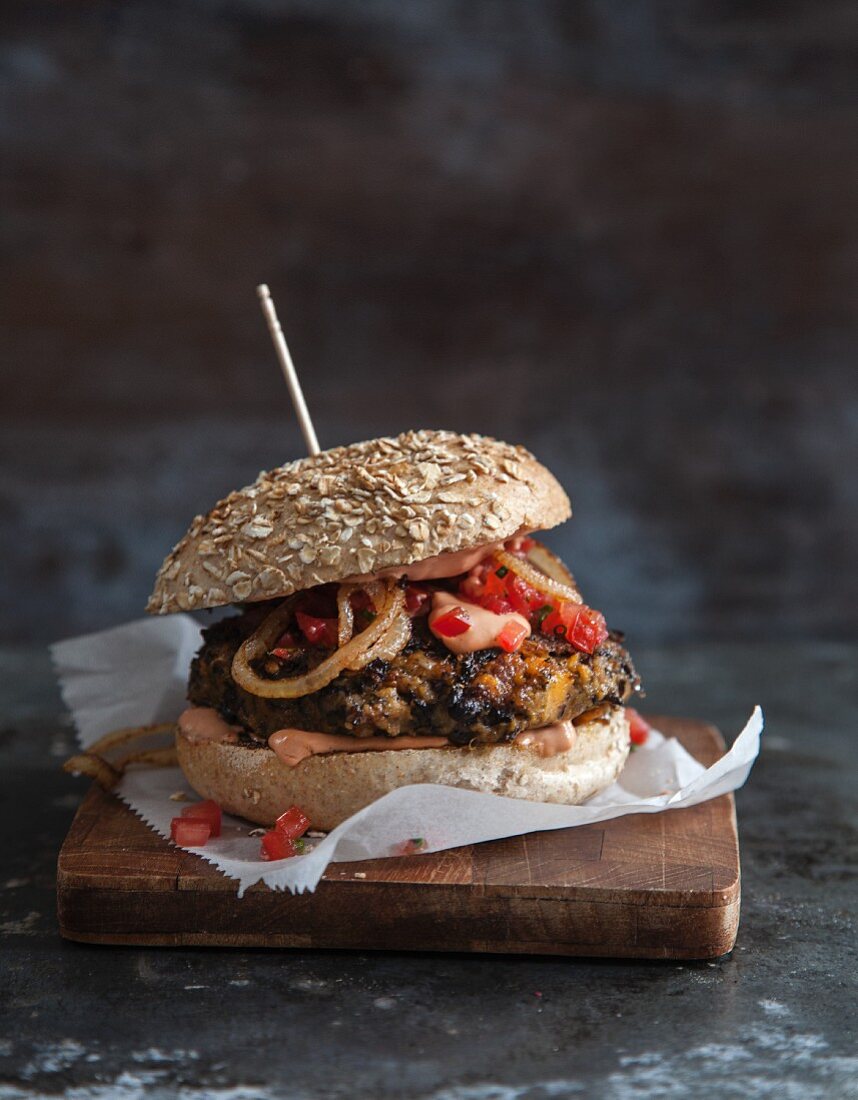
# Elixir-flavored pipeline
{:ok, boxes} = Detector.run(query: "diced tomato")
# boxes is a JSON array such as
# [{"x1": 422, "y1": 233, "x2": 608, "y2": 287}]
[
  {"x1": 180, "y1": 799, "x2": 222, "y2": 837},
  {"x1": 171, "y1": 818, "x2": 211, "y2": 847},
  {"x1": 460, "y1": 559, "x2": 543, "y2": 621},
  {"x1": 260, "y1": 829, "x2": 299, "y2": 861},
  {"x1": 495, "y1": 619, "x2": 529, "y2": 653},
  {"x1": 295, "y1": 611, "x2": 339, "y2": 648},
  {"x1": 627, "y1": 708, "x2": 651, "y2": 746},
  {"x1": 275, "y1": 805, "x2": 310, "y2": 840},
  {"x1": 566, "y1": 606, "x2": 608, "y2": 654},
  {"x1": 540, "y1": 602, "x2": 608, "y2": 654},
  {"x1": 481, "y1": 568, "x2": 508, "y2": 601},
  {"x1": 431, "y1": 606, "x2": 472, "y2": 638},
  {"x1": 541, "y1": 606, "x2": 565, "y2": 638},
  {"x1": 482, "y1": 594, "x2": 515, "y2": 615},
  {"x1": 505, "y1": 573, "x2": 543, "y2": 617},
  {"x1": 405, "y1": 584, "x2": 432, "y2": 615}
]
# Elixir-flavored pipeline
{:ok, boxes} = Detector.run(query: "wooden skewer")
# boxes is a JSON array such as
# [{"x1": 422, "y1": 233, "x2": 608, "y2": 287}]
[{"x1": 256, "y1": 283, "x2": 321, "y2": 456}]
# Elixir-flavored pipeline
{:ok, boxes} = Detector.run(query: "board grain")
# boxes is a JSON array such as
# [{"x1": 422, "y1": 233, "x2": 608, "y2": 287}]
[{"x1": 57, "y1": 716, "x2": 740, "y2": 959}]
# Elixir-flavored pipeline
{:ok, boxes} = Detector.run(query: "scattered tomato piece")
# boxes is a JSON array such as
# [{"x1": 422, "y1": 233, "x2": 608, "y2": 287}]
[
  {"x1": 431, "y1": 606, "x2": 472, "y2": 638},
  {"x1": 565, "y1": 606, "x2": 608, "y2": 654},
  {"x1": 171, "y1": 818, "x2": 211, "y2": 847},
  {"x1": 496, "y1": 619, "x2": 529, "y2": 653},
  {"x1": 295, "y1": 611, "x2": 339, "y2": 648},
  {"x1": 405, "y1": 584, "x2": 432, "y2": 615},
  {"x1": 275, "y1": 805, "x2": 311, "y2": 841},
  {"x1": 627, "y1": 708, "x2": 651, "y2": 746},
  {"x1": 542, "y1": 602, "x2": 607, "y2": 653},
  {"x1": 260, "y1": 829, "x2": 298, "y2": 861},
  {"x1": 481, "y1": 569, "x2": 508, "y2": 601},
  {"x1": 481, "y1": 594, "x2": 515, "y2": 615},
  {"x1": 541, "y1": 606, "x2": 565, "y2": 637},
  {"x1": 458, "y1": 556, "x2": 608, "y2": 653},
  {"x1": 505, "y1": 573, "x2": 543, "y2": 616},
  {"x1": 180, "y1": 799, "x2": 222, "y2": 837}
]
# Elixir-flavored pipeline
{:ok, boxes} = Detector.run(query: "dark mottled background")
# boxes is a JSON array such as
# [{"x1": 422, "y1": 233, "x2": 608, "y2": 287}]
[{"x1": 2, "y1": 1, "x2": 857, "y2": 645}]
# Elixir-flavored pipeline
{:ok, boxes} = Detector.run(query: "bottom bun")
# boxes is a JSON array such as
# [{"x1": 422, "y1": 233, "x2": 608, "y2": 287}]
[{"x1": 176, "y1": 705, "x2": 630, "y2": 830}]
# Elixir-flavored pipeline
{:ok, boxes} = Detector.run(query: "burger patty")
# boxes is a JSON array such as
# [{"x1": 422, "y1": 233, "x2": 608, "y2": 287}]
[{"x1": 188, "y1": 610, "x2": 639, "y2": 746}]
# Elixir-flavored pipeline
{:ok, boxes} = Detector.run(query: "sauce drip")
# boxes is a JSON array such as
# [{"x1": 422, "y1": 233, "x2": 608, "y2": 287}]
[
  {"x1": 513, "y1": 720, "x2": 576, "y2": 758},
  {"x1": 178, "y1": 707, "x2": 240, "y2": 744},
  {"x1": 269, "y1": 729, "x2": 449, "y2": 767},
  {"x1": 344, "y1": 529, "x2": 530, "y2": 585},
  {"x1": 428, "y1": 591, "x2": 531, "y2": 656}
]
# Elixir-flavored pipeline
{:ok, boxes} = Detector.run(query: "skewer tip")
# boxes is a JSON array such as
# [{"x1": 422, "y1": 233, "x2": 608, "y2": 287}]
[{"x1": 256, "y1": 283, "x2": 270, "y2": 300}]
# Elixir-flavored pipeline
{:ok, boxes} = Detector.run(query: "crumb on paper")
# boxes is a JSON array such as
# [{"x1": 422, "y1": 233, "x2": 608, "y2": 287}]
[
  {"x1": 307, "y1": 830, "x2": 327, "y2": 838},
  {"x1": 248, "y1": 828, "x2": 266, "y2": 837},
  {"x1": 169, "y1": 791, "x2": 189, "y2": 802}
]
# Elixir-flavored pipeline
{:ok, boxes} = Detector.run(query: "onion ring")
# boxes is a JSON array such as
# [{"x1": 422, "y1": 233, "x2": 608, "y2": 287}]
[
  {"x1": 526, "y1": 541, "x2": 577, "y2": 590},
  {"x1": 495, "y1": 549, "x2": 582, "y2": 605},
  {"x1": 62, "y1": 752, "x2": 121, "y2": 789},
  {"x1": 114, "y1": 746, "x2": 180, "y2": 770},
  {"x1": 355, "y1": 609, "x2": 413, "y2": 666},
  {"x1": 62, "y1": 722, "x2": 177, "y2": 789},
  {"x1": 337, "y1": 583, "x2": 356, "y2": 647},
  {"x1": 232, "y1": 581, "x2": 409, "y2": 698},
  {"x1": 86, "y1": 722, "x2": 176, "y2": 757}
]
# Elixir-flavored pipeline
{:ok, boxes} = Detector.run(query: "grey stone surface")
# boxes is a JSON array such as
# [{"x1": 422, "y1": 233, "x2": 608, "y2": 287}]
[
  {"x1": 0, "y1": 642, "x2": 855, "y2": 1097},
  {"x1": 2, "y1": 1, "x2": 858, "y2": 644}
]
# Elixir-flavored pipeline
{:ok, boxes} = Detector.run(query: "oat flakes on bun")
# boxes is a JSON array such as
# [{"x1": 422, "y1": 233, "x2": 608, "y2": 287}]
[{"x1": 148, "y1": 430, "x2": 639, "y2": 830}]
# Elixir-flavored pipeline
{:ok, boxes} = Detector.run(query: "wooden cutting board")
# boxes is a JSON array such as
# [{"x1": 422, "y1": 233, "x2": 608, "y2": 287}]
[{"x1": 56, "y1": 716, "x2": 740, "y2": 959}]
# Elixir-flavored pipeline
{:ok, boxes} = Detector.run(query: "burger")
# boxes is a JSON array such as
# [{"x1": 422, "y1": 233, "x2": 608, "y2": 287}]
[{"x1": 147, "y1": 430, "x2": 639, "y2": 829}]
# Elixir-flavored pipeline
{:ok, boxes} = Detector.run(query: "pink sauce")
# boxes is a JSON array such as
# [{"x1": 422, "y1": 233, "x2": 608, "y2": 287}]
[
  {"x1": 269, "y1": 729, "x2": 449, "y2": 767},
  {"x1": 513, "y1": 720, "x2": 576, "y2": 758},
  {"x1": 428, "y1": 591, "x2": 531, "y2": 656},
  {"x1": 178, "y1": 707, "x2": 239, "y2": 744},
  {"x1": 344, "y1": 530, "x2": 530, "y2": 585}
]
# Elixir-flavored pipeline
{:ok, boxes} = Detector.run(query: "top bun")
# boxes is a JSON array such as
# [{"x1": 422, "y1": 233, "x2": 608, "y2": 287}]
[{"x1": 147, "y1": 430, "x2": 571, "y2": 614}]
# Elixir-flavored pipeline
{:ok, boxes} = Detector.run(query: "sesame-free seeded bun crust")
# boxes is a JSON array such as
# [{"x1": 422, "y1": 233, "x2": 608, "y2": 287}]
[
  {"x1": 147, "y1": 430, "x2": 570, "y2": 614},
  {"x1": 175, "y1": 706, "x2": 629, "y2": 830}
]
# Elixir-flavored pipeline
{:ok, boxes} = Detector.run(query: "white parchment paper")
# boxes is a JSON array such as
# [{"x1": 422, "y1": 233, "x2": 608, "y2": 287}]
[{"x1": 52, "y1": 617, "x2": 763, "y2": 896}]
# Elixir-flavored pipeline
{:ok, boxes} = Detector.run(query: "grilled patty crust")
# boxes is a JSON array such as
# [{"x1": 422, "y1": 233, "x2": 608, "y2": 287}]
[{"x1": 188, "y1": 609, "x2": 639, "y2": 745}]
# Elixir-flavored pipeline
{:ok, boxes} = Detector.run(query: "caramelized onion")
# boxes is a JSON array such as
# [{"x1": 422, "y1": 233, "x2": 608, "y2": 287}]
[
  {"x1": 526, "y1": 542, "x2": 577, "y2": 589},
  {"x1": 62, "y1": 722, "x2": 177, "y2": 789},
  {"x1": 358, "y1": 610, "x2": 413, "y2": 665},
  {"x1": 337, "y1": 583, "x2": 356, "y2": 647},
  {"x1": 231, "y1": 581, "x2": 409, "y2": 698},
  {"x1": 114, "y1": 746, "x2": 180, "y2": 770},
  {"x1": 62, "y1": 752, "x2": 121, "y2": 789},
  {"x1": 495, "y1": 549, "x2": 582, "y2": 605}
]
